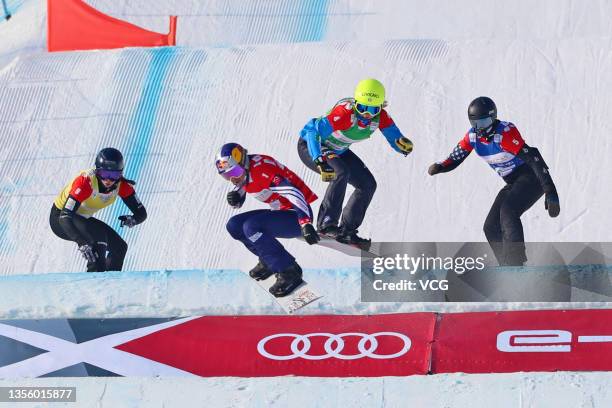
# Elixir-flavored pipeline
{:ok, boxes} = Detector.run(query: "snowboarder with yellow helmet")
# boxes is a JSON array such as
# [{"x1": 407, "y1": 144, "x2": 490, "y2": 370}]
[{"x1": 298, "y1": 78, "x2": 413, "y2": 248}]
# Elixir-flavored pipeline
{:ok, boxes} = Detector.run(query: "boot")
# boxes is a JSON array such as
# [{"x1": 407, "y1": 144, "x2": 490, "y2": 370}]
[
  {"x1": 336, "y1": 228, "x2": 371, "y2": 250},
  {"x1": 317, "y1": 224, "x2": 341, "y2": 239},
  {"x1": 269, "y1": 263, "x2": 304, "y2": 297},
  {"x1": 249, "y1": 260, "x2": 274, "y2": 281}
]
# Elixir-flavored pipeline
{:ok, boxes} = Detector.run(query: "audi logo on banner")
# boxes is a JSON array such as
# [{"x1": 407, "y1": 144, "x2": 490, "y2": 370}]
[{"x1": 257, "y1": 332, "x2": 411, "y2": 361}]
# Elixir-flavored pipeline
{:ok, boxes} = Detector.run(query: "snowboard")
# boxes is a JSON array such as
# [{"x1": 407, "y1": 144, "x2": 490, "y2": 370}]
[
  {"x1": 241, "y1": 270, "x2": 323, "y2": 314},
  {"x1": 298, "y1": 234, "x2": 381, "y2": 258}
]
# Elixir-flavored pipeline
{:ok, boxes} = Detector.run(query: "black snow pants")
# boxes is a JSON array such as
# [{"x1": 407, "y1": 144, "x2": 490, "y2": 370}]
[
  {"x1": 49, "y1": 205, "x2": 128, "y2": 272},
  {"x1": 298, "y1": 139, "x2": 376, "y2": 232},
  {"x1": 483, "y1": 165, "x2": 544, "y2": 266}
]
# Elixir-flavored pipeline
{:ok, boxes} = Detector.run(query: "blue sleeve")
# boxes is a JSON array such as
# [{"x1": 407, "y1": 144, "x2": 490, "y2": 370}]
[
  {"x1": 300, "y1": 117, "x2": 334, "y2": 160},
  {"x1": 380, "y1": 123, "x2": 403, "y2": 153}
]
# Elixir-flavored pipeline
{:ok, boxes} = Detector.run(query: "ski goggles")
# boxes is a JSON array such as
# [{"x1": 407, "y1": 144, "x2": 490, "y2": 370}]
[
  {"x1": 470, "y1": 116, "x2": 494, "y2": 130},
  {"x1": 217, "y1": 159, "x2": 246, "y2": 181},
  {"x1": 355, "y1": 103, "x2": 382, "y2": 117},
  {"x1": 96, "y1": 169, "x2": 122, "y2": 181},
  {"x1": 216, "y1": 155, "x2": 239, "y2": 172}
]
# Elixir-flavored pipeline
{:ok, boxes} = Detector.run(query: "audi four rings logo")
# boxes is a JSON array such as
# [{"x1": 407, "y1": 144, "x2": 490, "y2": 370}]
[{"x1": 257, "y1": 332, "x2": 411, "y2": 360}]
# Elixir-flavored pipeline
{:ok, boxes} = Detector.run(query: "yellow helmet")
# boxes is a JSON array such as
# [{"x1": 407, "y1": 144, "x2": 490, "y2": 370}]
[{"x1": 354, "y1": 78, "x2": 385, "y2": 106}]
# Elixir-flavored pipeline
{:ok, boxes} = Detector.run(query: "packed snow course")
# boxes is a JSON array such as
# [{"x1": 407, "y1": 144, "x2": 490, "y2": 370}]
[
  {"x1": 1, "y1": 1, "x2": 612, "y2": 407},
  {"x1": 0, "y1": 268, "x2": 611, "y2": 319}
]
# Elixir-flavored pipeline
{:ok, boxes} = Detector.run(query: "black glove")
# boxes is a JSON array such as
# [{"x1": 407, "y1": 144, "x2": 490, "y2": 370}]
[
  {"x1": 428, "y1": 163, "x2": 443, "y2": 176},
  {"x1": 227, "y1": 190, "x2": 244, "y2": 208},
  {"x1": 301, "y1": 223, "x2": 320, "y2": 245},
  {"x1": 314, "y1": 157, "x2": 336, "y2": 182},
  {"x1": 118, "y1": 215, "x2": 137, "y2": 228},
  {"x1": 78, "y1": 244, "x2": 97, "y2": 263},
  {"x1": 544, "y1": 190, "x2": 560, "y2": 218}
]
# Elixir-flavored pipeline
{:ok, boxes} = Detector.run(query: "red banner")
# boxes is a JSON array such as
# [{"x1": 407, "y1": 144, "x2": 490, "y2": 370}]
[
  {"x1": 433, "y1": 309, "x2": 612, "y2": 373},
  {"x1": 47, "y1": 0, "x2": 177, "y2": 52},
  {"x1": 1, "y1": 310, "x2": 612, "y2": 377},
  {"x1": 117, "y1": 314, "x2": 435, "y2": 377}
]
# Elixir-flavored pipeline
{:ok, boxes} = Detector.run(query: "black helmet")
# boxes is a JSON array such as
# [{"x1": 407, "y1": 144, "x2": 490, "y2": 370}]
[
  {"x1": 468, "y1": 96, "x2": 497, "y2": 135},
  {"x1": 95, "y1": 147, "x2": 124, "y2": 171}
]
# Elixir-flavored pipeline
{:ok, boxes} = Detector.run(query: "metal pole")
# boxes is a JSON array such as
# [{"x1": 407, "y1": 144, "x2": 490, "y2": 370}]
[{"x1": 1, "y1": 0, "x2": 11, "y2": 20}]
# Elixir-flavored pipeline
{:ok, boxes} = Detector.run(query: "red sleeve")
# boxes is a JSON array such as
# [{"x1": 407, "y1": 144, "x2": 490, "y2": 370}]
[
  {"x1": 118, "y1": 180, "x2": 136, "y2": 198},
  {"x1": 458, "y1": 132, "x2": 474, "y2": 151},
  {"x1": 499, "y1": 124, "x2": 525, "y2": 155},
  {"x1": 68, "y1": 175, "x2": 93, "y2": 202},
  {"x1": 325, "y1": 103, "x2": 354, "y2": 131},
  {"x1": 279, "y1": 162, "x2": 318, "y2": 204},
  {"x1": 378, "y1": 109, "x2": 395, "y2": 129}
]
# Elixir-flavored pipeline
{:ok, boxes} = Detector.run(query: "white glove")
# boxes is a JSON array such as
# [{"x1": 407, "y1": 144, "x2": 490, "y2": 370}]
[{"x1": 78, "y1": 244, "x2": 97, "y2": 263}]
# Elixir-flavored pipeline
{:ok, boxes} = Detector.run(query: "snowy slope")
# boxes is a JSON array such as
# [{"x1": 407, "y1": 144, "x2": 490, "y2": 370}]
[{"x1": 1, "y1": 1, "x2": 612, "y2": 275}]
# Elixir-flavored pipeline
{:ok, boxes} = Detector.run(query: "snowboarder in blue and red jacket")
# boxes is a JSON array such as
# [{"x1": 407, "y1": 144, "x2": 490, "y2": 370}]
[{"x1": 428, "y1": 97, "x2": 560, "y2": 266}]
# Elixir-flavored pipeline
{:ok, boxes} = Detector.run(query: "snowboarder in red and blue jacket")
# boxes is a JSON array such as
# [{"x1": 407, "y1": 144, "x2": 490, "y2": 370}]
[
  {"x1": 428, "y1": 97, "x2": 560, "y2": 266},
  {"x1": 216, "y1": 142, "x2": 319, "y2": 297}
]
